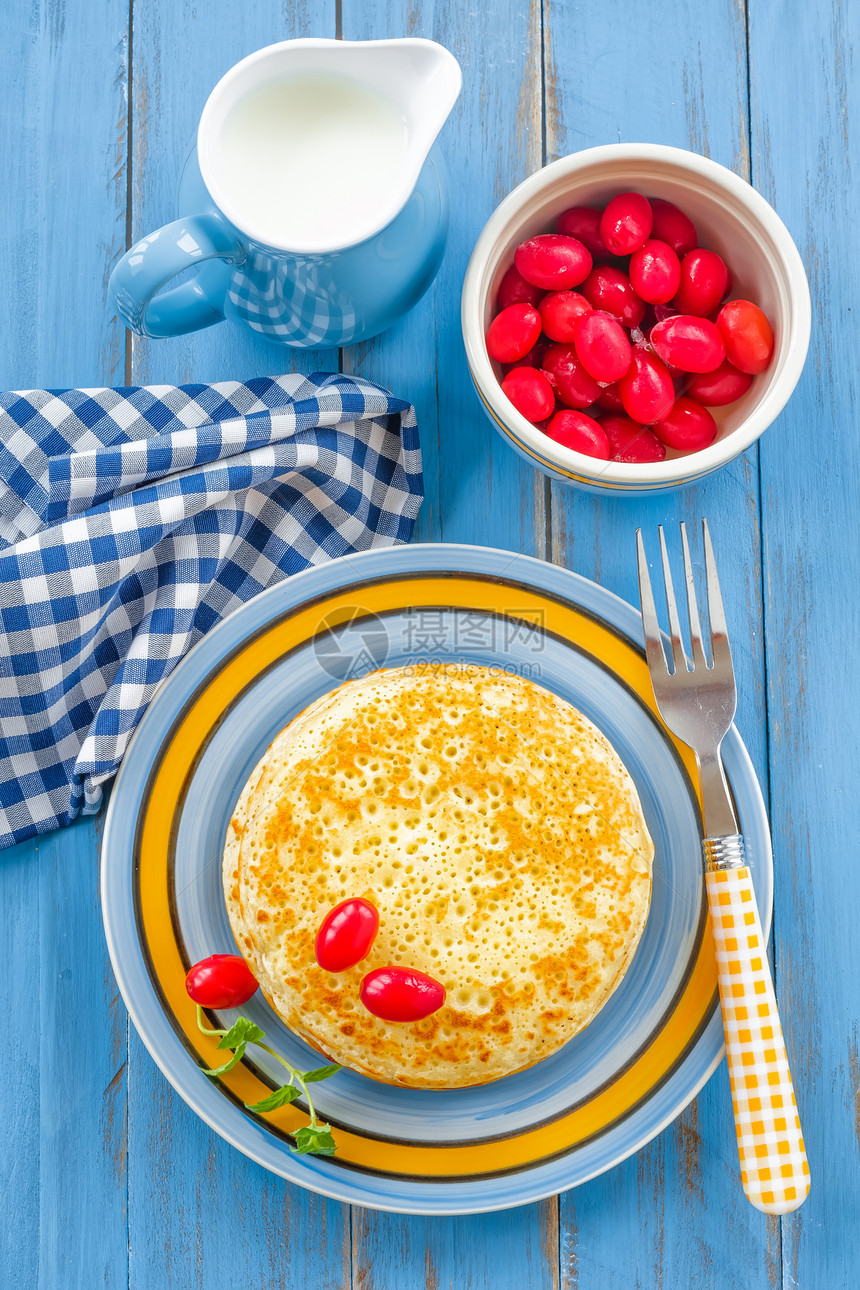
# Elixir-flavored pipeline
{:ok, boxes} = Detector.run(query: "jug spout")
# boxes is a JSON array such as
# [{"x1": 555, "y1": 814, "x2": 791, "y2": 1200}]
[
  {"x1": 392, "y1": 39, "x2": 463, "y2": 164},
  {"x1": 341, "y1": 38, "x2": 462, "y2": 236}
]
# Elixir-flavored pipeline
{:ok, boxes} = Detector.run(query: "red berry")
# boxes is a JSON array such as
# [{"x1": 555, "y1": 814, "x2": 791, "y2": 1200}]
[
  {"x1": 538, "y1": 290, "x2": 592, "y2": 342},
  {"x1": 716, "y1": 300, "x2": 775, "y2": 374},
  {"x1": 649, "y1": 199, "x2": 697, "y2": 258},
  {"x1": 650, "y1": 314, "x2": 726, "y2": 373},
  {"x1": 599, "y1": 192, "x2": 653, "y2": 255},
  {"x1": 543, "y1": 409, "x2": 610, "y2": 459},
  {"x1": 573, "y1": 311, "x2": 632, "y2": 383},
  {"x1": 556, "y1": 206, "x2": 609, "y2": 260},
  {"x1": 514, "y1": 234, "x2": 593, "y2": 290},
  {"x1": 581, "y1": 266, "x2": 646, "y2": 328},
  {"x1": 629, "y1": 239, "x2": 682, "y2": 305},
  {"x1": 489, "y1": 192, "x2": 773, "y2": 465},
  {"x1": 672, "y1": 248, "x2": 730, "y2": 316},
  {"x1": 618, "y1": 349, "x2": 676, "y2": 424},
  {"x1": 359, "y1": 967, "x2": 445, "y2": 1022},
  {"x1": 495, "y1": 264, "x2": 544, "y2": 311},
  {"x1": 686, "y1": 361, "x2": 754, "y2": 406},
  {"x1": 654, "y1": 396, "x2": 718, "y2": 451},
  {"x1": 185, "y1": 955, "x2": 258, "y2": 1009},
  {"x1": 501, "y1": 367, "x2": 556, "y2": 421},
  {"x1": 541, "y1": 343, "x2": 601, "y2": 409},
  {"x1": 315, "y1": 898, "x2": 380, "y2": 972},
  {"x1": 486, "y1": 303, "x2": 542, "y2": 364},
  {"x1": 601, "y1": 415, "x2": 667, "y2": 463},
  {"x1": 596, "y1": 382, "x2": 624, "y2": 412}
]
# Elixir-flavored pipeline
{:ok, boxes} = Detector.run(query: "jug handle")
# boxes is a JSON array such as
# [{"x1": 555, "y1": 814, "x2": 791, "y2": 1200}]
[{"x1": 108, "y1": 213, "x2": 245, "y2": 339}]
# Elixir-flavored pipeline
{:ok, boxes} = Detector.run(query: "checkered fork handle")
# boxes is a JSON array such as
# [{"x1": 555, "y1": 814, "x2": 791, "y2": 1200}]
[{"x1": 706, "y1": 864, "x2": 810, "y2": 1215}]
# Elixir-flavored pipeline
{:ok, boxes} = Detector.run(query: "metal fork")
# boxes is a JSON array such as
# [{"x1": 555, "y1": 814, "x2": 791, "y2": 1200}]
[{"x1": 636, "y1": 520, "x2": 809, "y2": 1216}]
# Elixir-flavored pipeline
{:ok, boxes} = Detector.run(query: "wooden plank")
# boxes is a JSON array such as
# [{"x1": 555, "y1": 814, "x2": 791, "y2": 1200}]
[
  {"x1": 748, "y1": 0, "x2": 860, "y2": 1284},
  {"x1": 0, "y1": 0, "x2": 128, "y2": 392},
  {"x1": 338, "y1": 3, "x2": 559, "y2": 1284},
  {"x1": 125, "y1": 4, "x2": 351, "y2": 1286},
  {"x1": 352, "y1": 1203, "x2": 559, "y2": 1290},
  {"x1": 0, "y1": 836, "x2": 41, "y2": 1288},
  {"x1": 0, "y1": 0, "x2": 130, "y2": 1285},
  {"x1": 38, "y1": 815, "x2": 129, "y2": 1289},
  {"x1": 543, "y1": 2, "x2": 780, "y2": 1285}
]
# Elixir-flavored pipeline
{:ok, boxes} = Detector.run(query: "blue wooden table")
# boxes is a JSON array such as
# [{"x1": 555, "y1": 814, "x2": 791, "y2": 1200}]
[{"x1": 1, "y1": 1, "x2": 857, "y2": 1285}]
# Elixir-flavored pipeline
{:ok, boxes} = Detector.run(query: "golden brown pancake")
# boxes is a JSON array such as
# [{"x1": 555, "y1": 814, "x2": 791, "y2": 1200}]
[{"x1": 224, "y1": 664, "x2": 653, "y2": 1088}]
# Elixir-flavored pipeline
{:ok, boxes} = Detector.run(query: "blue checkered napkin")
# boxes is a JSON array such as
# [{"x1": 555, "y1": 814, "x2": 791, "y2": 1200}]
[{"x1": 0, "y1": 371, "x2": 422, "y2": 849}]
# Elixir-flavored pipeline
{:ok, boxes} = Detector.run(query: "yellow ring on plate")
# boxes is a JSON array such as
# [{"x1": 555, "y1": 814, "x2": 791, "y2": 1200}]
[{"x1": 136, "y1": 573, "x2": 715, "y2": 1178}]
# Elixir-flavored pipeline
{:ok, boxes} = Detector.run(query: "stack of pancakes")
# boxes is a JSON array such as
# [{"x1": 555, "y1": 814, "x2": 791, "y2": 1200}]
[{"x1": 224, "y1": 664, "x2": 653, "y2": 1088}]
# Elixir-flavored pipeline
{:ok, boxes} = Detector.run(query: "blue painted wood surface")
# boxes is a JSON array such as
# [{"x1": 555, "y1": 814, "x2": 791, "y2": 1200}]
[
  {"x1": 750, "y1": 2, "x2": 860, "y2": 1285},
  {"x1": 0, "y1": 4, "x2": 129, "y2": 1288},
  {"x1": 0, "y1": 1, "x2": 857, "y2": 1286}
]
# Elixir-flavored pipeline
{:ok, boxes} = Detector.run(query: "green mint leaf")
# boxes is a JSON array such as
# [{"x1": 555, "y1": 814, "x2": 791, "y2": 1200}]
[
  {"x1": 217, "y1": 1017, "x2": 266, "y2": 1050},
  {"x1": 291, "y1": 1123, "x2": 337, "y2": 1156},
  {"x1": 204, "y1": 1041, "x2": 247, "y2": 1077},
  {"x1": 245, "y1": 1082, "x2": 303, "y2": 1113},
  {"x1": 301, "y1": 1063, "x2": 342, "y2": 1083}
]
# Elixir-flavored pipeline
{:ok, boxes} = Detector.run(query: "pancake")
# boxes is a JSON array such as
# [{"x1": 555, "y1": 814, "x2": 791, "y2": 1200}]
[{"x1": 223, "y1": 664, "x2": 653, "y2": 1089}]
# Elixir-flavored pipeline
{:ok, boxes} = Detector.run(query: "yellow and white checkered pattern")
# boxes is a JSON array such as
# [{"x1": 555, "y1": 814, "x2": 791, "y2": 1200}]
[{"x1": 706, "y1": 866, "x2": 810, "y2": 1214}]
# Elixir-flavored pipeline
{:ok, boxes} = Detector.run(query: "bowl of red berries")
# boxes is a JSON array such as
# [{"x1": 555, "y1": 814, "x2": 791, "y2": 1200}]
[{"x1": 461, "y1": 143, "x2": 810, "y2": 494}]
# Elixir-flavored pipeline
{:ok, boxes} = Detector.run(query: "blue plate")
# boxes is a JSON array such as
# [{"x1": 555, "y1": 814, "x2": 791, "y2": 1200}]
[{"x1": 101, "y1": 543, "x2": 772, "y2": 1214}]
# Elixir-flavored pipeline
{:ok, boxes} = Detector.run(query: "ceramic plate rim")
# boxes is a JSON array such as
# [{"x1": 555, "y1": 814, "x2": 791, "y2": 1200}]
[{"x1": 101, "y1": 542, "x2": 772, "y2": 1214}]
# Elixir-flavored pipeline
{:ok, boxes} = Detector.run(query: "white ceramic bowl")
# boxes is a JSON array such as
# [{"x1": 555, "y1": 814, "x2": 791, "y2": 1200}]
[{"x1": 461, "y1": 144, "x2": 811, "y2": 494}]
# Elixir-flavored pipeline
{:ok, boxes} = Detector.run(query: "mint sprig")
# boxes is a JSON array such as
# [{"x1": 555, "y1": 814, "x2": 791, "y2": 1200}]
[
  {"x1": 203, "y1": 1046, "x2": 249, "y2": 1078},
  {"x1": 292, "y1": 1123, "x2": 337, "y2": 1156},
  {"x1": 302, "y1": 1063, "x2": 342, "y2": 1083},
  {"x1": 245, "y1": 1083, "x2": 303, "y2": 1112},
  {"x1": 196, "y1": 1005, "x2": 341, "y2": 1156},
  {"x1": 219, "y1": 1017, "x2": 266, "y2": 1049}
]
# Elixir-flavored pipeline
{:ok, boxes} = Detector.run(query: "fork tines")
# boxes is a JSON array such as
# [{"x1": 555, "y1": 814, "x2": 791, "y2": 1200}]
[{"x1": 635, "y1": 518, "x2": 732, "y2": 679}]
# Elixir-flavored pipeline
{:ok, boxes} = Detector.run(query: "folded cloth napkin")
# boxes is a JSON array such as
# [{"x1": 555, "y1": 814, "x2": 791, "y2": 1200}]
[{"x1": 0, "y1": 371, "x2": 422, "y2": 849}]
